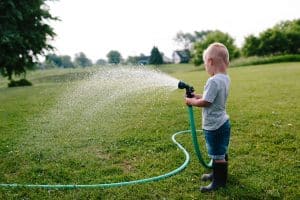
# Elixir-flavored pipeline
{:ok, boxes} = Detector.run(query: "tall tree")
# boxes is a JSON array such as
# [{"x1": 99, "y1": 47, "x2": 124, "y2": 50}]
[
  {"x1": 0, "y1": 0, "x2": 57, "y2": 81},
  {"x1": 74, "y1": 52, "x2": 92, "y2": 67},
  {"x1": 192, "y1": 30, "x2": 240, "y2": 66},
  {"x1": 149, "y1": 46, "x2": 163, "y2": 66},
  {"x1": 174, "y1": 30, "x2": 212, "y2": 50},
  {"x1": 107, "y1": 50, "x2": 122, "y2": 64},
  {"x1": 174, "y1": 31, "x2": 196, "y2": 50}
]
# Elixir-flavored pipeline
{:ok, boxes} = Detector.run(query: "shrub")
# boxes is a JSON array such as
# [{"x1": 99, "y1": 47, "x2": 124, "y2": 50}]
[
  {"x1": 230, "y1": 54, "x2": 300, "y2": 67},
  {"x1": 242, "y1": 19, "x2": 300, "y2": 56},
  {"x1": 8, "y1": 79, "x2": 33, "y2": 87}
]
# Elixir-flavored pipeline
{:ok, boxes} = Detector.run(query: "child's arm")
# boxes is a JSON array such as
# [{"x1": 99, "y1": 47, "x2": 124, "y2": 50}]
[{"x1": 185, "y1": 97, "x2": 211, "y2": 107}]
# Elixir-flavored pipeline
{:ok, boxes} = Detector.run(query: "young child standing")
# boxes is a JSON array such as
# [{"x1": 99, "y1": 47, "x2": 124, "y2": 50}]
[{"x1": 185, "y1": 42, "x2": 231, "y2": 192}]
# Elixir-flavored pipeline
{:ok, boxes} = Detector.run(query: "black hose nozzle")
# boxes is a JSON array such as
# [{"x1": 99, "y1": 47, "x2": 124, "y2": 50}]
[{"x1": 178, "y1": 80, "x2": 195, "y2": 98}]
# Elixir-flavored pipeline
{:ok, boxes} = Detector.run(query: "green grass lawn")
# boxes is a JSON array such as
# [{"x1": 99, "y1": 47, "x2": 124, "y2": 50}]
[{"x1": 0, "y1": 63, "x2": 299, "y2": 199}]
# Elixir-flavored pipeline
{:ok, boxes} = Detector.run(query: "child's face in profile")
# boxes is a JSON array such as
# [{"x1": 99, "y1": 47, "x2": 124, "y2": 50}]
[{"x1": 203, "y1": 55, "x2": 215, "y2": 76}]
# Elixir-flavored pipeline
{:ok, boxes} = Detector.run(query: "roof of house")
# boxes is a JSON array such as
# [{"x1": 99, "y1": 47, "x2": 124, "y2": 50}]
[{"x1": 173, "y1": 50, "x2": 190, "y2": 59}]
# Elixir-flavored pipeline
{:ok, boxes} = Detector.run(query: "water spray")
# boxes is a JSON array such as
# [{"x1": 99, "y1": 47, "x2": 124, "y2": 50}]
[{"x1": 0, "y1": 69, "x2": 211, "y2": 190}]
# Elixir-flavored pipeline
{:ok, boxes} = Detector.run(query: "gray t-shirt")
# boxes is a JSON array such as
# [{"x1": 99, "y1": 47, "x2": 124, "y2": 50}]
[{"x1": 202, "y1": 73, "x2": 230, "y2": 130}]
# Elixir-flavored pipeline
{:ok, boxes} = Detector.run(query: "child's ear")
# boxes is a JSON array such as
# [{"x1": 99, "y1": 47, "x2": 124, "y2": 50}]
[{"x1": 208, "y1": 58, "x2": 213, "y2": 66}]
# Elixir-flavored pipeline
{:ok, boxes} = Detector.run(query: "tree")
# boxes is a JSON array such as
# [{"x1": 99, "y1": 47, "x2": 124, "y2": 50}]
[
  {"x1": 74, "y1": 52, "x2": 92, "y2": 67},
  {"x1": 44, "y1": 54, "x2": 74, "y2": 68},
  {"x1": 284, "y1": 19, "x2": 300, "y2": 54},
  {"x1": 149, "y1": 46, "x2": 163, "y2": 66},
  {"x1": 60, "y1": 55, "x2": 74, "y2": 68},
  {"x1": 107, "y1": 50, "x2": 122, "y2": 64},
  {"x1": 258, "y1": 29, "x2": 288, "y2": 56},
  {"x1": 125, "y1": 54, "x2": 147, "y2": 65},
  {"x1": 45, "y1": 54, "x2": 62, "y2": 67},
  {"x1": 95, "y1": 58, "x2": 107, "y2": 66},
  {"x1": 126, "y1": 56, "x2": 139, "y2": 65},
  {"x1": 174, "y1": 31, "x2": 196, "y2": 50},
  {"x1": 242, "y1": 19, "x2": 300, "y2": 56},
  {"x1": 0, "y1": 0, "x2": 57, "y2": 81},
  {"x1": 174, "y1": 30, "x2": 212, "y2": 50},
  {"x1": 241, "y1": 35, "x2": 261, "y2": 57},
  {"x1": 192, "y1": 30, "x2": 240, "y2": 66},
  {"x1": 194, "y1": 30, "x2": 212, "y2": 41}
]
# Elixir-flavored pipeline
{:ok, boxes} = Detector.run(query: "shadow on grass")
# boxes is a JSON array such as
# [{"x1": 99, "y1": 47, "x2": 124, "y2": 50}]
[
  {"x1": 222, "y1": 175, "x2": 263, "y2": 199},
  {"x1": 207, "y1": 174, "x2": 281, "y2": 200}
]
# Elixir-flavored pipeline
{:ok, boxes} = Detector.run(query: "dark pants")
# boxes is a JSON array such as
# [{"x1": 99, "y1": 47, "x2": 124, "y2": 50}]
[{"x1": 203, "y1": 120, "x2": 231, "y2": 160}]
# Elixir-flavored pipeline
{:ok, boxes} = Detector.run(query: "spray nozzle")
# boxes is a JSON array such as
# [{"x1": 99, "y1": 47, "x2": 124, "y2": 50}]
[{"x1": 178, "y1": 80, "x2": 195, "y2": 98}]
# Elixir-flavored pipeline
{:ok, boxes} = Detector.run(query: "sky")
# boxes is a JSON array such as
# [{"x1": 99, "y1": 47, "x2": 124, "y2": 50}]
[{"x1": 47, "y1": 0, "x2": 300, "y2": 62}]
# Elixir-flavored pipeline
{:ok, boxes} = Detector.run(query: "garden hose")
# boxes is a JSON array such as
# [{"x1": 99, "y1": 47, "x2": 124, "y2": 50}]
[
  {"x1": 188, "y1": 106, "x2": 213, "y2": 169},
  {"x1": 0, "y1": 106, "x2": 211, "y2": 189}
]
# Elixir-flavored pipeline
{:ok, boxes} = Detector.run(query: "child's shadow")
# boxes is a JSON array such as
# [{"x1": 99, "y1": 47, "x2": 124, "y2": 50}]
[{"x1": 214, "y1": 175, "x2": 266, "y2": 200}]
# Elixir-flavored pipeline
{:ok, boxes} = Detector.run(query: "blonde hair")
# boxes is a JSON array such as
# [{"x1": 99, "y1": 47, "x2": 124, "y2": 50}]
[{"x1": 203, "y1": 42, "x2": 230, "y2": 65}]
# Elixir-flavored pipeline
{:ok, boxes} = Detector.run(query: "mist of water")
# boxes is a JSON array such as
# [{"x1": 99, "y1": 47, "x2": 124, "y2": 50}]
[{"x1": 18, "y1": 66, "x2": 180, "y2": 156}]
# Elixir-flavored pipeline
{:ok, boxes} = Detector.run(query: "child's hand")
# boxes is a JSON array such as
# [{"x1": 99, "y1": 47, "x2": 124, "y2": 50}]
[{"x1": 185, "y1": 98, "x2": 193, "y2": 106}]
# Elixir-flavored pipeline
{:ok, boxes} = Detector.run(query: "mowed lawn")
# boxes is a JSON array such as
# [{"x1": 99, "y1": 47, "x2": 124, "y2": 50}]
[{"x1": 0, "y1": 63, "x2": 299, "y2": 199}]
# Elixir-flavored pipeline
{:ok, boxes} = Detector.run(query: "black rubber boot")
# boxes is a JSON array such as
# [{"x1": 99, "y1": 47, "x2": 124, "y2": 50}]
[
  {"x1": 200, "y1": 161, "x2": 228, "y2": 193},
  {"x1": 225, "y1": 153, "x2": 229, "y2": 162},
  {"x1": 201, "y1": 154, "x2": 228, "y2": 182},
  {"x1": 201, "y1": 172, "x2": 213, "y2": 182}
]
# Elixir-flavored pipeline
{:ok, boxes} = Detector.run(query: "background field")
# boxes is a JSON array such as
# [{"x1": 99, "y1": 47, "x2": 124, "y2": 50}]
[{"x1": 0, "y1": 63, "x2": 299, "y2": 199}]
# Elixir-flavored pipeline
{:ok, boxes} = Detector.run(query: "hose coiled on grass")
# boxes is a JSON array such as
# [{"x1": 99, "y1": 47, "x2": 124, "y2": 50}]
[{"x1": 0, "y1": 106, "x2": 211, "y2": 189}]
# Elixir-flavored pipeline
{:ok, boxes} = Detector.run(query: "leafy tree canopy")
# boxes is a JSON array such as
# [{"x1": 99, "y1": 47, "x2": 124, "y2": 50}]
[
  {"x1": 0, "y1": 0, "x2": 57, "y2": 80},
  {"x1": 74, "y1": 52, "x2": 92, "y2": 67},
  {"x1": 95, "y1": 58, "x2": 107, "y2": 66},
  {"x1": 107, "y1": 50, "x2": 122, "y2": 64},
  {"x1": 242, "y1": 19, "x2": 300, "y2": 56},
  {"x1": 174, "y1": 30, "x2": 212, "y2": 50},
  {"x1": 45, "y1": 54, "x2": 74, "y2": 68},
  {"x1": 192, "y1": 30, "x2": 240, "y2": 66},
  {"x1": 149, "y1": 46, "x2": 163, "y2": 66}
]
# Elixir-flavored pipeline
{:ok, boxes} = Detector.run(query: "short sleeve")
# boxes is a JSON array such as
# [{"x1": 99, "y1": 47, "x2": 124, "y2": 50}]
[{"x1": 203, "y1": 79, "x2": 218, "y2": 103}]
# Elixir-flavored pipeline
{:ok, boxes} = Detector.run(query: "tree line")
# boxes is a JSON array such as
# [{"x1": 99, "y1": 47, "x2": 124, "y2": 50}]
[
  {"x1": 242, "y1": 20, "x2": 300, "y2": 56},
  {"x1": 42, "y1": 46, "x2": 164, "y2": 69},
  {"x1": 46, "y1": 18, "x2": 300, "y2": 68},
  {"x1": 174, "y1": 19, "x2": 300, "y2": 66},
  {"x1": 1, "y1": 0, "x2": 299, "y2": 84}
]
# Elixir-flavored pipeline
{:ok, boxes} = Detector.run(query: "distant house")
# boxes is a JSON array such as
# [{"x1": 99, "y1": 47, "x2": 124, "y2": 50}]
[
  {"x1": 137, "y1": 56, "x2": 150, "y2": 65},
  {"x1": 172, "y1": 50, "x2": 191, "y2": 64},
  {"x1": 137, "y1": 55, "x2": 173, "y2": 65}
]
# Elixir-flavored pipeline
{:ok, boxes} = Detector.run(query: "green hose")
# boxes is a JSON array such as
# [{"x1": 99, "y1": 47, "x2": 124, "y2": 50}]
[
  {"x1": 0, "y1": 106, "x2": 211, "y2": 189},
  {"x1": 188, "y1": 106, "x2": 213, "y2": 169},
  {"x1": 0, "y1": 130, "x2": 190, "y2": 189}
]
